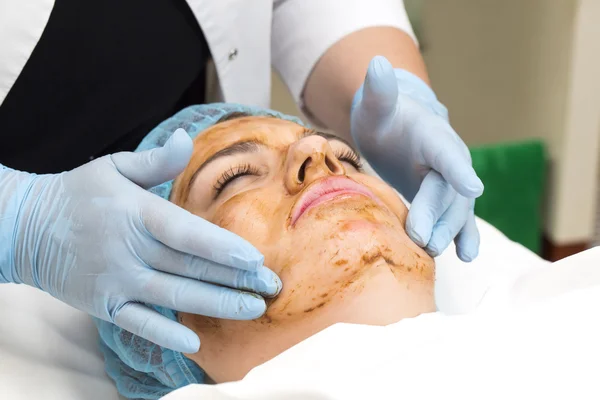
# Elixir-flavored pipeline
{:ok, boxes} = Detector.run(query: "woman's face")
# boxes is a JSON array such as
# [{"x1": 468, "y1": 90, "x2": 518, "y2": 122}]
[{"x1": 172, "y1": 115, "x2": 434, "y2": 381}]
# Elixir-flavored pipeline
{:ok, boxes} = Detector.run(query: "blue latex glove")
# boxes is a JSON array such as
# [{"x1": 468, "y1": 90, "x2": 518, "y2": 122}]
[
  {"x1": 0, "y1": 129, "x2": 281, "y2": 353},
  {"x1": 351, "y1": 56, "x2": 484, "y2": 261}
]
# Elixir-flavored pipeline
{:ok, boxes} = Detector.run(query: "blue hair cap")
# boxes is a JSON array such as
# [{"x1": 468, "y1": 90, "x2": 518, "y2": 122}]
[{"x1": 95, "y1": 103, "x2": 306, "y2": 399}]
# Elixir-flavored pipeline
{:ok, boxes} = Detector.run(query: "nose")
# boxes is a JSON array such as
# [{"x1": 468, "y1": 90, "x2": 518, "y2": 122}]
[{"x1": 284, "y1": 135, "x2": 345, "y2": 194}]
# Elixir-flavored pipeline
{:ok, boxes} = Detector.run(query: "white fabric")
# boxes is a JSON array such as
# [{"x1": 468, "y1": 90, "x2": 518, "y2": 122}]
[
  {"x1": 0, "y1": 0, "x2": 54, "y2": 105},
  {"x1": 0, "y1": 0, "x2": 414, "y2": 110},
  {"x1": 434, "y1": 216, "x2": 549, "y2": 314},
  {"x1": 164, "y1": 248, "x2": 600, "y2": 400},
  {"x1": 0, "y1": 284, "x2": 120, "y2": 400},
  {"x1": 0, "y1": 217, "x2": 550, "y2": 400},
  {"x1": 270, "y1": 0, "x2": 416, "y2": 107}
]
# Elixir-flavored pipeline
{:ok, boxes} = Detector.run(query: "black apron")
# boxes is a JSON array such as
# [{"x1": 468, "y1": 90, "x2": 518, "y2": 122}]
[{"x1": 0, "y1": 0, "x2": 211, "y2": 173}]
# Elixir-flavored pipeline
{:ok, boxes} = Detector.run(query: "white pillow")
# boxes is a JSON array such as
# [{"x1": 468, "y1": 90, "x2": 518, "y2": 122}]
[
  {"x1": 0, "y1": 283, "x2": 121, "y2": 400},
  {"x1": 435, "y1": 217, "x2": 549, "y2": 314},
  {"x1": 0, "y1": 217, "x2": 546, "y2": 400}
]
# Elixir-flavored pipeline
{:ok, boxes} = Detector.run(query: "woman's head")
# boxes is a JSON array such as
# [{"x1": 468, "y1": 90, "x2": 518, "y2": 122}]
[
  {"x1": 96, "y1": 104, "x2": 435, "y2": 398},
  {"x1": 171, "y1": 111, "x2": 435, "y2": 382}
]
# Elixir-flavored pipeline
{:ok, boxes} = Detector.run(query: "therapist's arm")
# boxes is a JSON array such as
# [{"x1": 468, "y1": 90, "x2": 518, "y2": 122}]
[
  {"x1": 272, "y1": 0, "x2": 482, "y2": 262},
  {"x1": 303, "y1": 27, "x2": 429, "y2": 141}
]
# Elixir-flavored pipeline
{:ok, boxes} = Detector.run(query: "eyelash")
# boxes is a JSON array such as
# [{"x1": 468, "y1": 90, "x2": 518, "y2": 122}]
[
  {"x1": 334, "y1": 148, "x2": 363, "y2": 171},
  {"x1": 212, "y1": 148, "x2": 362, "y2": 198},
  {"x1": 213, "y1": 163, "x2": 260, "y2": 197}
]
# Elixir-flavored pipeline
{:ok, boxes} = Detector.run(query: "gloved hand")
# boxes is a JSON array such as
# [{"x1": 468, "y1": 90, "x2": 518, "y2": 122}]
[
  {"x1": 351, "y1": 56, "x2": 484, "y2": 261},
  {"x1": 0, "y1": 129, "x2": 281, "y2": 353}
]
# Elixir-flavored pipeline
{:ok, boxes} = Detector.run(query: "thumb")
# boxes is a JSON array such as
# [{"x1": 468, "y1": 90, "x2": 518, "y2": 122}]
[
  {"x1": 110, "y1": 128, "x2": 193, "y2": 189},
  {"x1": 353, "y1": 56, "x2": 398, "y2": 121}
]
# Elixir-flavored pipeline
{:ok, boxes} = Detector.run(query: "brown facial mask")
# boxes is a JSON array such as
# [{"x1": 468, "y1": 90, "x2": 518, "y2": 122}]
[{"x1": 171, "y1": 115, "x2": 435, "y2": 383}]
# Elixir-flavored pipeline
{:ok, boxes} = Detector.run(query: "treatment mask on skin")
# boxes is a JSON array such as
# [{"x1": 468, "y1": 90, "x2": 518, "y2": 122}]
[{"x1": 94, "y1": 103, "x2": 306, "y2": 399}]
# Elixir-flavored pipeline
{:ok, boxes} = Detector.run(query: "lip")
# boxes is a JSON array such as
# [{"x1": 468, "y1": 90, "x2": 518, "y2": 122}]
[{"x1": 290, "y1": 176, "x2": 379, "y2": 226}]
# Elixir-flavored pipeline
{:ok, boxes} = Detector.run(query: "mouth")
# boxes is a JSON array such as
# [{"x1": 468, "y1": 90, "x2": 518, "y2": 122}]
[{"x1": 290, "y1": 176, "x2": 380, "y2": 226}]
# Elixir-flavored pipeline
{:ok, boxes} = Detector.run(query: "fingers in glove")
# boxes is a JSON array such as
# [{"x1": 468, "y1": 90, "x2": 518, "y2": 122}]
[
  {"x1": 145, "y1": 246, "x2": 282, "y2": 297},
  {"x1": 425, "y1": 195, "x2": 471, "y2": 258},
  {"x1": 420, "y1": 126, "x2": 484, "y2": 199},
  {"x1": 111, "y1": 128, "x2": 193, "y2": 189},
  {"x1": 351, "y1": 56, "x2": 398, "y2": 138},
  {"x1": 134, "y1": 270, "x2": 267, "y2": 320},
  {"x1": 113, "y1": 302, "x2": 200, "y2": 353},
  {"x1": 141, "y1": 197, "x2": 264, "y2": 272},
  {"x1": 406, "y1": 171, "x2": 456, "y2": 247},
  {"x1": 454, "y1": 204, "x2": 480, "y2": 262},
  {"x1": 358, "y1": 56, "x2": 398, "y2": 116}
]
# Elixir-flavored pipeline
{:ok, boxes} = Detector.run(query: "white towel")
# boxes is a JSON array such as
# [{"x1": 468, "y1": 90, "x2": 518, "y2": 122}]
[{"x1": 164, "y1": 248, "x2": 600, "y2": 400}]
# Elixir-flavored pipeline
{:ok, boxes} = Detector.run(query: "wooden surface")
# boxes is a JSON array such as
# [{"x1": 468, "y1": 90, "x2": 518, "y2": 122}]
[{"x1": 542, "y1": 236, "x2": 589, "y2": 262}]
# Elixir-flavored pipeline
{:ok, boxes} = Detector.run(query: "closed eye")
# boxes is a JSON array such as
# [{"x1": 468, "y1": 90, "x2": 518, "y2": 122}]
[
  {"x1": 213, "y1": 164, "x2": 260, "y2": 198},
  {"x1": 334, "y1": 148, "x2": 363, "y2": 171}
]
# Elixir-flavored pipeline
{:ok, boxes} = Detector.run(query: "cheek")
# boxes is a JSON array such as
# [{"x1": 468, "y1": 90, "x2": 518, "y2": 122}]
[
  {"x1": 209, "y1": 189, "x2": 294, "y2": 271},
  {"x1": 352, "y1": 175, "x2": 409, "y2": 225},
  {"x1": 211, "y1": 195, "x2": 272, "y2": 243},
  {"x1": 344, "y1": 174, "x2": 428, "y2": 261}
]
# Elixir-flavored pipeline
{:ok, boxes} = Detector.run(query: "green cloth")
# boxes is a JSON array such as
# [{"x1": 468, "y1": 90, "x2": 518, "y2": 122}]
[{"x1": 469, "y1": 140, "x2": 546, "y2": 254}]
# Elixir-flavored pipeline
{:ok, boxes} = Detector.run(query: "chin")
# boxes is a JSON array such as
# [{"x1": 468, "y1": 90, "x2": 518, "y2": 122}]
[
  {"x1": 326, "y1": 263, "x2": 436, "y2": 325},
  {"x1": 267, "y1": 236, "x2": 428, "y2": 322}
]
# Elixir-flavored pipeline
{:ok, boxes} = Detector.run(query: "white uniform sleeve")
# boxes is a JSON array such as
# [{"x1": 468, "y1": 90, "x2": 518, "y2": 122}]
[{"x1": 271, "y1": 0, "x2": 416, "y2": 108}]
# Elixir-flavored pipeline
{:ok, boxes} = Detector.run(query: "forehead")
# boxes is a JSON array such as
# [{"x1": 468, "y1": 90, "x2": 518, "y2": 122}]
[{"x1": 193, "y1": 116, "x2": 306, "y2": 157}]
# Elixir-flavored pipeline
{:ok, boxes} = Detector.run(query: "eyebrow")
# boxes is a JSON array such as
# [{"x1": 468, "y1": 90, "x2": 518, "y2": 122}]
[
  {"x1": 189, "y1": 139, "x2": 264, "y2": 187},
  {"x1": 188, "y1": 130, "x2": 358, "y2": 189}
]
